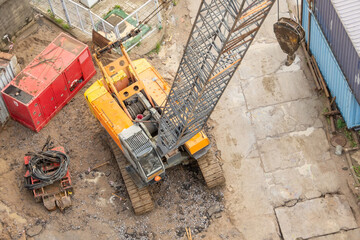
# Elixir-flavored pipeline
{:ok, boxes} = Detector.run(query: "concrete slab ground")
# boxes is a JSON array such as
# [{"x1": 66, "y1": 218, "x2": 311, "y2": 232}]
[
  {"x1": 198, "y1": 0, "x2": 360, "y2": 239},
  {"x1": 311, "y1": 228, "x2": 360, "y2": 240},
  {"x1": 275, "y1": 195, "x2": 358, "y2": 240}
]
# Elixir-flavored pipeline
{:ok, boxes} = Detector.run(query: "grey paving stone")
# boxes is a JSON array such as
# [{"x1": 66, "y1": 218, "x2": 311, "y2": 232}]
[
  {"x1": 241, "y1": 71, "x2": 313, "y2": 110},
  {"x1": 311, "y1": 228, "x2": 360, "y2": 240},
  {"x1": 258, "y1": 128, "x2": 330, "y2": 172},
  {"x1": 275, "y1": 195, "x2": 358, "y2": 240}
]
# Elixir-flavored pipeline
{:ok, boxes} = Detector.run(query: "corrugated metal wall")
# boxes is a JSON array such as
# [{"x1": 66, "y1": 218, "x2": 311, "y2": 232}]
[
  {"x1": 314, "y1": 0, "x2": 360, "y2": 105},
  {"x1": 0, "y1": 56, "x2": 16, "y2": 126},
  {"x1": 303, "y1": 0, "x2": 360, "y2": 128}
]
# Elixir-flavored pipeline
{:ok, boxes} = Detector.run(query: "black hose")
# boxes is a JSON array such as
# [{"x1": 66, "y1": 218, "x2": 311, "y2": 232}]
[{"x1": 25, "y1": 150, "x2": 70, "y2": 190}]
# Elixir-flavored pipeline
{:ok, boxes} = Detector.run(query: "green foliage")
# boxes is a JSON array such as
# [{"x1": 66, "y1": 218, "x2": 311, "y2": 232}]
[
  {"x1": 354, "y1": 165, "x2": 360, "y2": 179},
  {"x1": 104, "y1": 5, "x2": 123, "y2": 18},
  {"x1": 326, "y1": 117, "x2": 330, "y2": 125},
  {"x1": 47, "y1": 9, "x2": 70, "y2": 30},
  {"x1": 146, "y1": 42, "x2": 162, "y2": 55},
  {"x1": 344, "y1": 129, "x2": 358, "y2": 148},
  {"x1": 154, "y1": 42, "x2": 161, "y2": 54},
  {"x1": 172, "y1": 0, "x2": 178, "y2": 6},
  {"x1": 47, "y1": 9, "x2": 55, "y2": 19},
  {"x1": 336, "y1": 118, "x2": 346, "y2": 129},
  {"x1": 61, "y1": 23, "x2": 70, "y2": 30},
  {"x1": 54, "y1": 18, "x2": 63, "y2": 24}
]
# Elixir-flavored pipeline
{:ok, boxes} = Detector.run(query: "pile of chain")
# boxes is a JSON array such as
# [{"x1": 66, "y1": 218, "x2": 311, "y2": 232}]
[{"x1": 24, "y1": 138, "x2": 70, "y2": 190}]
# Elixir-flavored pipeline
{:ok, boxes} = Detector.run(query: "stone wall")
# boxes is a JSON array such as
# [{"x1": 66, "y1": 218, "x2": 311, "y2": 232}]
[{"x1": 0, "y1": 0, "x2": 33, "y2": 49}]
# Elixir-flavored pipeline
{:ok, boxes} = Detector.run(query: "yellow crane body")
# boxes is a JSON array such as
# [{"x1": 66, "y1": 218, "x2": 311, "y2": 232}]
[{"x1": 84, "y1": 56, "x2": 210, "y2": 164}]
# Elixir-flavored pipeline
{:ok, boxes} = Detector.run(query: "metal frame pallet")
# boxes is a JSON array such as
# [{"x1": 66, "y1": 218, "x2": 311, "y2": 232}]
[{"x1": 24, "y1": 146, "x2": 73, "y2": 211}]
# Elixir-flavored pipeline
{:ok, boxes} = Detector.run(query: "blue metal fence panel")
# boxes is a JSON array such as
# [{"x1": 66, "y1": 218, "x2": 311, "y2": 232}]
[
  {"x1": 314, "y1": 0, "x2": 360, "y2": 105},
  {"x1": 303, "y1": 0, "x2": 360, "y2": 129}
]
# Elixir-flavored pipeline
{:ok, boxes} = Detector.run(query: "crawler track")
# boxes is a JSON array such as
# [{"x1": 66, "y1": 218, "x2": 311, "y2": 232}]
[
  {"x1": 197, "y1": 154, "x2": 225, "y2": 188},
  {"x1": 107, "y1": 136, "x2": 154, "y2": 215}
]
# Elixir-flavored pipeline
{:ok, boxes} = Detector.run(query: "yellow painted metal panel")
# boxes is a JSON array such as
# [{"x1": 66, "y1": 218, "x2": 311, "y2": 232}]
[
  {"x1": 184, "y1": 131, "x2": 210, "y2": 155},
  {"x1": 84, "y1": 80, "x2": 107, "y2": 103},
  {"x1": 133, "y1": 59, "x2": 170, "y2": 107}
]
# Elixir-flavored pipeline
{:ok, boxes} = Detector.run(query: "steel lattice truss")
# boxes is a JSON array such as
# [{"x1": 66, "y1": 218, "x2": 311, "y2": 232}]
[{"x1": 157, "y1": 0, "x2": 275, "y2": 155}]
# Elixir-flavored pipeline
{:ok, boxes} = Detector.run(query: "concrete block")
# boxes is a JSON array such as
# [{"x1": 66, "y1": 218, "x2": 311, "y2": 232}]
[
  {"x1": 239, "y1": 43, "x2": 286, "y2": 79},
  {"x1": 275, "y1": 195, "x2": 358, "y2": 240},
  {"x1": 237, "y1": 214, "x2": 281, "y2": 240},
  {"x1": 258, "y1": 128, "x2": 330, "y2": 172},
  {"x1": 311, "y1": 228, "x2": 360, "y2": 240},
  {"x1": 267, "y1": 160, "x2": 341, "y2": 204},
  {"x1": 251, "y1": 98, "x2": 323, "y2": 139},
  {"x1": 210, "y1": 106, "x2": 257, "y2": 162},
  {"x1": 242, "y1": 71, "x2": 313, "y2": 110}
]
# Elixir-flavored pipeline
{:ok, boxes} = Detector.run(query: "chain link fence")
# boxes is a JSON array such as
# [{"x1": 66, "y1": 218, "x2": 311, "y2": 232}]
[{"x1": 30, "y1": 0, "x2": 162, "y2": 50}]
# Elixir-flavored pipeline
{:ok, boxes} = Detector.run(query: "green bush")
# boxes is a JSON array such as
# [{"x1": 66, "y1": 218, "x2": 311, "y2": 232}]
[
  {"x1": 62, "y1": 23, "x2": 70, "y2": 30},
  {"x1": 336, "y1": 118, "x2": 346, "y2": 129}
]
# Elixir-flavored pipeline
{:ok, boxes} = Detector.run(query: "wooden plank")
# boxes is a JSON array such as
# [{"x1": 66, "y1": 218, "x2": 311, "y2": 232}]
[
  {"x1": 301, "y1": 42, "x2": 321, "y2": 90},
  {"x1": 306, "y1": 0, "x2": 311, "y2": 51},
  {"x1": 326, "y1": 98, "x2": 336, "y2": 133},
  {"x1": 330, "y1": 96, "x2": 336, "y2": 106},
  {"x1": 323, "y1": 110, "x2": 340, "y2": 116},
  {"x1": 311, "y1": 55, "x2": 330, "y2": 97}
]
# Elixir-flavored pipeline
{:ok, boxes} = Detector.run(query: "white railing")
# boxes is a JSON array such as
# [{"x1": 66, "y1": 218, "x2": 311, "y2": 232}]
[
  {"x1": 31, "y1": 0, "x2": 162, "y2": 51},
  {"x1": 113, "y1": 0, "x2": 161, "y2": 51}
]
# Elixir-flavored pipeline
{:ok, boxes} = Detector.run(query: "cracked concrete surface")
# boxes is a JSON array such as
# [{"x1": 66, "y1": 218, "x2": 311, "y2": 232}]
[
  {"x1": 203, "y1": 0, "x2": 360, "y2": 239},
  {"x1": 275, "y1": 195, "x2": 358, "y2": 240}
]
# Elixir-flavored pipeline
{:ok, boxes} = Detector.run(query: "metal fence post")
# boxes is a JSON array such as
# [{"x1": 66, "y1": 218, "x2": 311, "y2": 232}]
[
  {"x1": 60, "y1": 0, "x2": 72, "y2": 27},
  {"x1": 75, "y1": 5, "x2": 85, "y2": 31},
  {"x1": 114, "y1": 24, "x2": 121, "y2": 39},
  {"x1": 155, "y1": 0, "x2": 161, "y2": 24},
  {"x1": 89, "y1": 10, "x2": 95, "y2": 30},
  {"x1": 48, "y1": 0, "x2": 55, "y2": 16},
  {"x1": 101, "y1": 20, "x2": 107, "y2": 38}
]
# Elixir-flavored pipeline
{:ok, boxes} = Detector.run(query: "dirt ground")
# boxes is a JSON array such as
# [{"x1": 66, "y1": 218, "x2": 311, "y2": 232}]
[{"x1": 0, "y1": 2, "x2": 230, "y2": 240}]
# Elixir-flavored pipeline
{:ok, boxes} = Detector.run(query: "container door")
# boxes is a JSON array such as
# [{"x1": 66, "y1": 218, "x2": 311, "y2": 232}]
[
  {"x1": 38, "y1": 87, "x2": 57, "y2": 119},
  {"x1": 79, "y1": 49, "x2": 95, "y2": 80},
  {"x1": 52, "y1": 74, "x2": 69, "y2": 106},
  {"x1": 64, "y1": 59, "x2": 83, "y2": 93}
]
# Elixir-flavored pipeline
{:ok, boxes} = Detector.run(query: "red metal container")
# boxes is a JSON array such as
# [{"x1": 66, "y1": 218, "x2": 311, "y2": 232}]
[{"x1": 1, "y1": 33, "x2": 96, "y2": 132}]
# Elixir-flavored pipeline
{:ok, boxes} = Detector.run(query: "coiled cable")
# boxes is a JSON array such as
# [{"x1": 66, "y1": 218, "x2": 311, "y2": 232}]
[{"x1": 25, "y1": 150, "x2": 70, "y2": 190}]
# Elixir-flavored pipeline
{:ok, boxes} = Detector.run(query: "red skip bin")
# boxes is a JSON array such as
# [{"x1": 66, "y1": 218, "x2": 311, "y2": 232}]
[{"x1": 1, "y1": 33, "x2": 96, "y2": 132}]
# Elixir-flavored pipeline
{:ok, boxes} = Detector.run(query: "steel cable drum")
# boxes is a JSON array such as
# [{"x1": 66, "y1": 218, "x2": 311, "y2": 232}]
[
  {"x1": 25, "y1": 150, "x2": 70, "y2": 190},
  {"x1": 274, "y1": 17, "x2": 305, "y2": 66}
]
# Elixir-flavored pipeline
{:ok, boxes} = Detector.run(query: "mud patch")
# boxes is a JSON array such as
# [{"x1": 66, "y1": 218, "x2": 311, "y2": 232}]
[{"x1": 262, "y1": 75, "x2": 276, "y2": 95}]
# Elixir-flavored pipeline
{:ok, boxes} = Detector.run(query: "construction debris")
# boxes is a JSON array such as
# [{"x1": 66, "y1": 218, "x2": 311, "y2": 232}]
[
  {"x1": 186, "y1": 227, "x2": 192, "y2": 240},
  {"x1": 26, "y1": 225, "x2": 43, "y2": 237},
  {"x1": 87, "y1": 161, "x2": 110, "y2": 174},
  {"x1": 24, "y1": 138, "x2": 73, "y2": 211}
]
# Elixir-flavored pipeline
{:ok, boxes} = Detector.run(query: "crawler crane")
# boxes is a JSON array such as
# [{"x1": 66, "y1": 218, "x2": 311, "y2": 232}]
[{"x1": 85, "y1": 0, "x2": 280, "y2": 214}]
